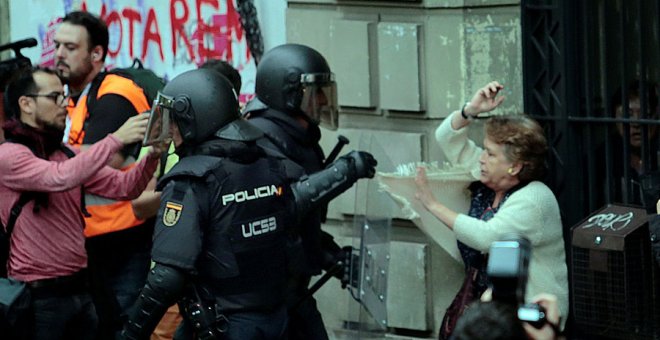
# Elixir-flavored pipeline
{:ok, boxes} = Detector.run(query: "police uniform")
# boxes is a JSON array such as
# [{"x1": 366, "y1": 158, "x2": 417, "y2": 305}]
[
  {"x1": 244, "y1": 44, "x2": 352, "y2": 340},
  {"x1": 122, "y1": 68, "x2": 376, "y2": 340},
  {"x1": 153, "y1": 141, "x2": 292, "y2": 339},
  {"x1": 249, "y1": 107, "x2": 345, "y2": 339}
]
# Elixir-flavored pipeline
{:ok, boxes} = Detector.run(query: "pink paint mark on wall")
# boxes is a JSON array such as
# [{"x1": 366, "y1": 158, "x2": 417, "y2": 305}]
[
  {"x1": 171, "y1": 0, "x2": 196, "y2": 62},
  {"x1": 38, "y1": 18, "x2": 62, "y2": 67}
]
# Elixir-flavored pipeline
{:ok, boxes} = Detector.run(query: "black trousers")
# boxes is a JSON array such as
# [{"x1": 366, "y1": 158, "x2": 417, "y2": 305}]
[
  {"x1": 28, "y1": 270, "x2": 98, "y2": 340},
  {"x1": 175, "y1": 305, "x2": 288, "y2": 340},
  {"x1": 286, "y1": 276, "x2": 329, "y2": 340}
]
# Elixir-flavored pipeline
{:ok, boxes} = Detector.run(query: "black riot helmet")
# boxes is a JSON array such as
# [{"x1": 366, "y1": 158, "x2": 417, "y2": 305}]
[
  {"x1": 157, "y1": 69, "x2": 262, "y2": 147},
  {"x1": 254, "y1": 44, "x2": 338, "y2": 130}
]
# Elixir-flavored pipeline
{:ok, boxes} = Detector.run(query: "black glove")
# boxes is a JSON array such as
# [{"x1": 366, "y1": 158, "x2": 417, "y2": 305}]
[
  {"x1": 320, "y1": 231, "x2": 342, "y2": 270},
  {"x1": 342, "y1": 151, "x2": 377, "y2": 179},
  {"x1": 291, "y1": 151, "x2": 377, "y2": 219}
]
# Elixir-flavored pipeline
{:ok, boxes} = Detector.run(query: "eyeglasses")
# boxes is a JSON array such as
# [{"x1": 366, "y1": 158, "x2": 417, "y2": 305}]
[{"x1": 25, "y1": 92, "x2": 70, "y2": 106}]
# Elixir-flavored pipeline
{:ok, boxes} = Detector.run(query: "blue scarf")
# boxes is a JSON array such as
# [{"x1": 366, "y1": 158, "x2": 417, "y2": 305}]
[{"x1": 458, "y1": 182, "x2": 522, "y2": 295}]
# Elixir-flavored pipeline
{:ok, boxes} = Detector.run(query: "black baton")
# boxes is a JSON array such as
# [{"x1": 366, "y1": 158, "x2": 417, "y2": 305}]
[
  {"x1": 291, "y1": 261, "x2": 344, "y2": 311},
  {"x1": 323, "y1": 135, "x2": 350, "y2": 167}
]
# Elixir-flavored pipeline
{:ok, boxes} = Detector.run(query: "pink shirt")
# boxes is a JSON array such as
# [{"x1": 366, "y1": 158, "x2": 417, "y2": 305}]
[{"x1": 0, "y1": 135, "x2": 158, "y2": 282}]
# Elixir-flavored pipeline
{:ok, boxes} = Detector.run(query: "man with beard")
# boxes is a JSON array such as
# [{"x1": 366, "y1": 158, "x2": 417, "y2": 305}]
[
  {"x1": 54, "y1": 10, "x2": 154, "y2": 337},
  {"x1": 0, "y1": 67, "x2": 161, "y2": 339}
]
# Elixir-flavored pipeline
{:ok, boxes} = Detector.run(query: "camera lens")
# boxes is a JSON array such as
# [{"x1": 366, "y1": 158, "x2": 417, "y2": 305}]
[{"x1": 518, "y1": 303, "x2": 547, "y2": 329}]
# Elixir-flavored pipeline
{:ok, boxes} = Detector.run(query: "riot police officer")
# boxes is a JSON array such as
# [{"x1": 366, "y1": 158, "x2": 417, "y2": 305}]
[
  {"x1": 121, "y1": 69, "x2": 376, "y2": 340},
  {"x1": 243, "y1": 43, "x2": 363, "y2": 339}
]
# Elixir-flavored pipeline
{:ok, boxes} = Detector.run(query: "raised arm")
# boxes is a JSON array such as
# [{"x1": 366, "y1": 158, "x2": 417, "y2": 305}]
[
  {"x1": 0, "y1": 113, "x2": 151, "y2": 193},
  {"x1": 83, "y1": 151, "x2": 160, "y2": 201},
  {"x1": 436, "y1": 81, "x2": 506, "y2": 170},
  {"x1": 451, "y1": 81, "x2": 505, "y2": 129},
  {"x1": 0, "y1": 136, "x2": 123, "y2": 192}
]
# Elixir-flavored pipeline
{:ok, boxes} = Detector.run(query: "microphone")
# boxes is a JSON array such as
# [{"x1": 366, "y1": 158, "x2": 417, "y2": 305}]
[{"x1": 0, "y1": 38, "x2": 38, "y2": 58}]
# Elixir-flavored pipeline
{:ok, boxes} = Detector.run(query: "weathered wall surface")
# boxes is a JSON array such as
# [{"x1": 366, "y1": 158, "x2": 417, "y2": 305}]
[
  {"x1": 0, "y1": 0, "x2": 10, "y2": 59},
  {"x1": 286, "y1": 1, "x2": 523, "y2": 337},
  {"x1": 3, "y1": 0, "x2": 522, "y2": 337}
]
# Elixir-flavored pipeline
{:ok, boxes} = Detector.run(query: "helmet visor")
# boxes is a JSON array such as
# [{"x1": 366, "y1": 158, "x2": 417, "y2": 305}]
[
  {"x1": 143, "y1": 92, "x2": 174, "y2": 146},
  {"x1": 300, "y1": 73, "x2": 338, "y2": 130}
]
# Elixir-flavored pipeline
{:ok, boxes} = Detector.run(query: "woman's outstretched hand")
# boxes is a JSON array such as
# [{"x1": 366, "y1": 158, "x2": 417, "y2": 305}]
[
  {"x1": 414, "y1": 166, "x2": 459, "y2": 230},
  {"x1": 415, "y1": 166, "x2": 436, "y2": 210}
]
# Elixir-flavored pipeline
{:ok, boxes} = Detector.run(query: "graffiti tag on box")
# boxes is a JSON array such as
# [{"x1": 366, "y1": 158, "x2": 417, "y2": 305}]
[{"x1": 581, "y1": 212, "x2": 634, "y2": 231}]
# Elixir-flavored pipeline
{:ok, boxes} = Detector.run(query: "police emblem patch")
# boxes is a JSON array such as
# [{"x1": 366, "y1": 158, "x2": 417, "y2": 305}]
[{"x1": 163, "y1": 202, "x2": 183, "y2": 227}]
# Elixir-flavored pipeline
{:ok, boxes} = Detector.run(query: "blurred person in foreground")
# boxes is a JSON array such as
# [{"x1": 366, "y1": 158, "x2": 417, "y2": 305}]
[
  {"x1": 452, "y1": 292, "x2": 563, "y2": 340},
  {"x1": 0, "y1": 67, "x2": 162, "y2": 339},
  {"x1": 414, "y1": 81, "x2": 568, "y2": 339}
]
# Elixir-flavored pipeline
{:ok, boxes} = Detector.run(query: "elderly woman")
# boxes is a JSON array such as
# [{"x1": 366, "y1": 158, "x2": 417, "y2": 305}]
[{"x1": 415, "y1": 81, "x2": 568, "y2": 338}]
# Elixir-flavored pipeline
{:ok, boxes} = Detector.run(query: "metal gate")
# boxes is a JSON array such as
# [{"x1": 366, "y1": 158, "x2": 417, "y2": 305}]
[{"x1": 522, "y1": 0, "x2": 660, "y2": 228}]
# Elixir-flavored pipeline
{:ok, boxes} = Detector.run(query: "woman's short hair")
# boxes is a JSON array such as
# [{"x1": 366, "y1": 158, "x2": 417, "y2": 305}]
[{"x1": 485, "y1": 114, "x2": 548, "y2": 183}]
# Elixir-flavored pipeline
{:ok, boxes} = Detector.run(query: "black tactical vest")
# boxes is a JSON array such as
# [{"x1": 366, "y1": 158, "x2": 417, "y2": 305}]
[
  {"x1": 160, "y1": 151, "x2": 293, "y2": 312},
  {"x1": 249, "y1": 110, "x2": 329, "y2": 276}
]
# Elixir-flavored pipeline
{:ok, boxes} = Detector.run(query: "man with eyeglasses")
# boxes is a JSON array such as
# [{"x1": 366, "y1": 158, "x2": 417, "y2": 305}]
[
  {"x1": 25, "y1": 91, "x2": 69, "y2": 106},
  {"x1": 0, "y1": 67, "x2": 163, "y2": 339},
  {"x1": 54, "y1": 11, "x2": 156, "y2": 337}
]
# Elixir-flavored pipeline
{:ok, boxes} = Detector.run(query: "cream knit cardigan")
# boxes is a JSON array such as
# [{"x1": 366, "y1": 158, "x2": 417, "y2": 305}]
[{"x1": 437, "y1": 112, "x2": 569, "y2": 328}]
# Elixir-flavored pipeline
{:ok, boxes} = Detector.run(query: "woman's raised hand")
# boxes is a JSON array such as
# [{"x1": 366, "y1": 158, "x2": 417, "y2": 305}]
[{"x1": 463, "y1": 81, "x2": 506, "y2": 118}]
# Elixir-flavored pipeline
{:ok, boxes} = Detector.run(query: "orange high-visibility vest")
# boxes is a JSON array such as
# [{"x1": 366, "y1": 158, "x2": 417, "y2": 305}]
[{"x1": 66, "y1": 74, "x2": 151, "y2": 237}]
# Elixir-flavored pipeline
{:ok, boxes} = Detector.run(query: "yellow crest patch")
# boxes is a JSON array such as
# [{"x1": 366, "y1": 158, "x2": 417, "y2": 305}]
[{"x1": 163, "y1": 202, "x2": 183, "y2": 227}]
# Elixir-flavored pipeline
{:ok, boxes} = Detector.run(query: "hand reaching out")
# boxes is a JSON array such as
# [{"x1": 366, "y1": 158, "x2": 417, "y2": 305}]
[
  {"x1": 523, "y1": 293, "x2": 563, "y2": 340},
  {"x1": 480, "y1": 290, "x2": 563, "y2": 340},
  {"x1": 147, "y1": 141, "x2": 169, "y2": 159},
  {"x1": 112, "y1": 113, "x2": 150, "y2": 145},
  {"x1": 414, "y1": 166, "x2": 437, "y2": 210},
  {"x1": 414, "y1": 166, "x2": 460, "y2": 229},
  {"x1": 463, "y1": 81, "x2": 506, "y2": 118}
]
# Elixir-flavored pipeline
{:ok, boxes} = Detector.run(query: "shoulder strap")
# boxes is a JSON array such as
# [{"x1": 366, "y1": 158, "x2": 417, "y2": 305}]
[
  {"x1": 0, "y1": 140, "x2": 89, "y2": 221},
  {"x1": 0, "y1": 191, "x2": 34, "y2": 278},
  {"x1": 159, "y1": 151, "x2": 169, "y2": 179},
  {"x1": 85, "y1": 72, "x2": 108, "y2": 117},
  {"x1": 0, "y1": 140, "x2": 37, "y2": 231},
  {"x1": 58, "y1": 144, "x2": 76, "y2": 158},
  {"x1": 3, "y1": 193, "x2": 35, "y2": 236},
  {"x1": 86, "y1": 72, "x2": 150, "y2": 116}
]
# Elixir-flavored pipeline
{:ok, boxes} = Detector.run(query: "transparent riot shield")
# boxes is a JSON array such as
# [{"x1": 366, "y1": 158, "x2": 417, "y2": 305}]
[{"x1": 345, "y1": 135, "x2": 395, "y2": 339}]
